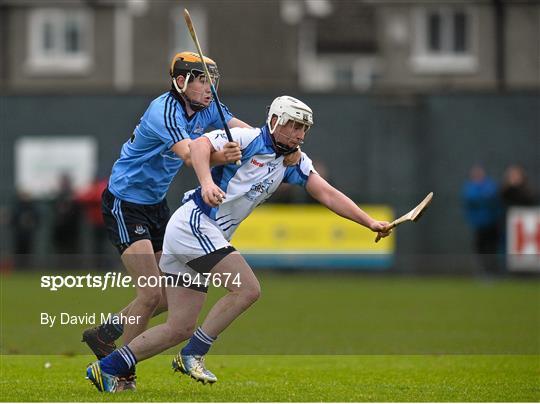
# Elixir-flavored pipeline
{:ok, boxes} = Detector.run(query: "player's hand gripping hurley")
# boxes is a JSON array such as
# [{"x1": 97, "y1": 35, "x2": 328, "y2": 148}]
[
  {"x1": 184, "y1": 8, "x2": 241, "y2": 165},
  {"x1": 375, "y1": 192, "x2": 434, "y2": 243}
]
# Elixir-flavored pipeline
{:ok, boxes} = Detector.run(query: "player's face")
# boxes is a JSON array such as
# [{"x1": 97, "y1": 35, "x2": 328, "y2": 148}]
[
  {"x1": 274, "y1": 120, "x2": 309, "y2": 148},
  {"x1": 183, "y1": 74, "x2": 213, "y2": 107}
]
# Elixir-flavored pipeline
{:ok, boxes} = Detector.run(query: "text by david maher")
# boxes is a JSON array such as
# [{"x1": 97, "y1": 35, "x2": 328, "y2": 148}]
[{"x1": 40, "y1": 312, "x2": 141, "y2": 328}]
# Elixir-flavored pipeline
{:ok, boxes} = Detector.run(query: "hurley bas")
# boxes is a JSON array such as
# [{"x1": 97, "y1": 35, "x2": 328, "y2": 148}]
[{"x1": 40, "y1": 312, "x2": 141, "y2": 328}]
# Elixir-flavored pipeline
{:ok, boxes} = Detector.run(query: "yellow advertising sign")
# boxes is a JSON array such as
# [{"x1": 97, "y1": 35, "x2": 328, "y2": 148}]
[{"x1": 232, "y1": 204, "x2": 394, "y2": 254}]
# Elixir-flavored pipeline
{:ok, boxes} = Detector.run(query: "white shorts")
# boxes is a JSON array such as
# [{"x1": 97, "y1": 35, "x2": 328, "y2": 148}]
[{"x1": 159, "y1": 199, "x2": 231, "y2": 277}]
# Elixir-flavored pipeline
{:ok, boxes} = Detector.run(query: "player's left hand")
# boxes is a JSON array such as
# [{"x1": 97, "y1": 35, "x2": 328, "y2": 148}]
[
  {"x1": 370, "y1": 220, "x2": 392, "y2": 239},
  {"x1": 283, "y1": 148, "x2": 301, "y2": 166}
]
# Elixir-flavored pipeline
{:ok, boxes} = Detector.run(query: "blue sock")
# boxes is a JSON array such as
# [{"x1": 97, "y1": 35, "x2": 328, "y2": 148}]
[
  {"x1": 181, "y1": 327, "x2": 216, "y2": 356},
  {"x1": 99, "y1": 346, "x2": 137, "y2": 376}
]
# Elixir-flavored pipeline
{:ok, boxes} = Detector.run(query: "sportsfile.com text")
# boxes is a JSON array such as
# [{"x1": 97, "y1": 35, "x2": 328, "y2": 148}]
[{"x1": 40, "y1": 272, "x2": 242, "y2": 291}]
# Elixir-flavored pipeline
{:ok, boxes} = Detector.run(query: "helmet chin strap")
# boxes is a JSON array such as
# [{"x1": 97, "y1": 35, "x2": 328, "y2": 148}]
[
  {"x1": 172, "y1": 76, "x2": 208, "y2": 112},
  {"x1": 277, "y1": 143, "x2": 299, "y2": 155}
]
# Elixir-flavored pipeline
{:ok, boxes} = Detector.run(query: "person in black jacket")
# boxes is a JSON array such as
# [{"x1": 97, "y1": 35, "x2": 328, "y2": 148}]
[
  {"x1": 11, "y1": 190, "x2": 40, "y2": 269},
  {"x1": 500, "y1": 165, "x2": 538, "y2": 209},
  {"x1": 51, "y1": 173, "x2": 81, "y2": 255}
]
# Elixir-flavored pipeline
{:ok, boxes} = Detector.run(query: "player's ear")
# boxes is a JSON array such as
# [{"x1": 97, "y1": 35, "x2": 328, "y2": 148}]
[{"x1": 176, "y1": 75, "x2": 186, "y2": 88}]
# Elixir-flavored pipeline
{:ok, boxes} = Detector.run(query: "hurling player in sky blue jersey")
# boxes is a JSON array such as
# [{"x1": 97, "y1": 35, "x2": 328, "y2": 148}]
[
  {"x1": 86, "y1": 96, "x2": 392, "y2": 392},
  {"x1": 81, "y1": 52, "x2": 304, "y2": 390}
]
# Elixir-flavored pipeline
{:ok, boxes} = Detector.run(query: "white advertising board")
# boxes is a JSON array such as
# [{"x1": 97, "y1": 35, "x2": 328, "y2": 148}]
[{"x1": 15, "y1": 136, "x2": 97, "y2": 198}]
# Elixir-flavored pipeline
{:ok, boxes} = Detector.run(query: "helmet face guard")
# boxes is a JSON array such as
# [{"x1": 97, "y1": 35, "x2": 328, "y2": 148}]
[
  {"x1": 175, "y1": 67, "x2": 220, "y2": 93},
  {"x1": 269, "y1": 112, "x2": 312, "y2": 135}
]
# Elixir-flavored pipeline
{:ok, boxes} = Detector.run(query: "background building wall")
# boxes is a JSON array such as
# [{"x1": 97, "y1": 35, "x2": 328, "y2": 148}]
[
  {"x1": 505, "y1": 4, "x2": 540, "y2": 88},
  {"x1": 1, "y1": 1, "x2": 538, "y2": 93}
]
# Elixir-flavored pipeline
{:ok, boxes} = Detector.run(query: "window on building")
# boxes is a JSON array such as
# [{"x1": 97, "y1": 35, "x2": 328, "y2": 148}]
[
  {"x1": 297, "y1": 2, "x2": 378, "y2": 91},
  {"x1": 411, "y1": 6, "x2": 477, "y2": 74},
  {"x1": 27, "y1": 8, "x2": 93, "y2": 74}
]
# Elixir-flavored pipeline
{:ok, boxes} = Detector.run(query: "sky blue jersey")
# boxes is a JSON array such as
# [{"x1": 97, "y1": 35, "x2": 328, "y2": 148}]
[{"x1": 108, "y1": 90, "x2": 234, "y2": 204}]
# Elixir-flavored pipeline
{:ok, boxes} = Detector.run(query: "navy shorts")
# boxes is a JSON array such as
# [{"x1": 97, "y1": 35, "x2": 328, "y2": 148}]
[{"x1": 102, "y1": 188, "x2": 170, "y2": 255}]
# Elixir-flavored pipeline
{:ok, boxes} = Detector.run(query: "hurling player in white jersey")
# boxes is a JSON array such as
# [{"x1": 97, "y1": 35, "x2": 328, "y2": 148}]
[{"x1": 86, "y1": 96, "x2": 392, "y2": 392}]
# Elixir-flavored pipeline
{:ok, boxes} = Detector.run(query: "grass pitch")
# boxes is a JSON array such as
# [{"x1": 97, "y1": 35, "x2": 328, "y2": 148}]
[
  {"x1": 1, "y1": 354, "x2": 538, "y2": 402},
  {"x1": 1, "y1": 271, "x2": 539, "y2": 401}
]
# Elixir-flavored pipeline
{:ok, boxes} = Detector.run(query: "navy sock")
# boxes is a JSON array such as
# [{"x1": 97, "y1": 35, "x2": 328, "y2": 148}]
[
  {"x1": 98, "y1": 313, "x2": 124, "y2": 343},
  {"x1": 99, "y1": 346, "x2": 137, "y2": 376},
  {"x1": 181, "y1": 327, "x2": 216, "y2": 356}
]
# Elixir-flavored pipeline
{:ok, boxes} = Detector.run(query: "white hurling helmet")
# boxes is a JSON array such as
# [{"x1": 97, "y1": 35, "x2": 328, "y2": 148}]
[{"x1": 266, "y1": 96, "x2": 314, "y2": 134}]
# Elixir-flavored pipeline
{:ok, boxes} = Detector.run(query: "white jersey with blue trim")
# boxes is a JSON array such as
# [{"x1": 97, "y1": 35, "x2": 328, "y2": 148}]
[
  {"x1": 108, "y1": 90, "x2": 233, "y2": 204},
  {"x1": 183, "y1": 124, "x2": 317, "y2": 241}
]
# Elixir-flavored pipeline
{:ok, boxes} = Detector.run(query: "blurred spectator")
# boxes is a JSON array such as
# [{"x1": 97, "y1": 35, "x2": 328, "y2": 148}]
[
  {"x1": 75, "y1": 177, "x2": 109, "y2": 268},
  {"x1": 10, "y1": 190, "x2": 40, "y2": 268},
  {"x1": 75, "y1": 178, "x2": 109, "y2": 267},
  {"x1": 269, "y1": 182, "x2": 295, "y2": 203},
  {"x1": 500, "y1": 165, "x2": 538, "y2": 209},
  {"x1": 462, "y1": 165, "x2": 501, "y2": 274},
  {"x1": 499, "y1": 165, "x2": 539, "y2": 267},
  {"x1": 51, "y1": 174, "x2": 81, "y2": 255}
]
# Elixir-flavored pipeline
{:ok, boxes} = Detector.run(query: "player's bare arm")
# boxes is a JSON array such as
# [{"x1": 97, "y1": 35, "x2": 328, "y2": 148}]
[
  {"x1": 306, "y1": 172, "x2": 392, "y2": 238},
  {"x1": 172, "y1": 139, "x2": 241, "y2": 167},
  {"x1": 189, "y1": 137, "x2": 226, "y2": 207},
  {"x1": 171, "y1": 139, "x2": 193, "y2": 166},
  {"x1": 228, "y1": 117, "x2": 251, "y2": 129}
]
